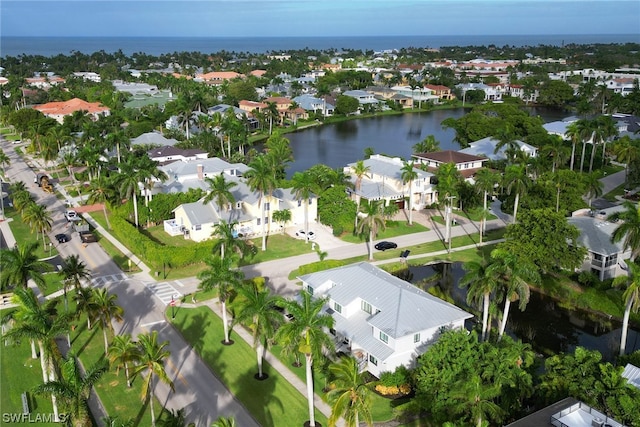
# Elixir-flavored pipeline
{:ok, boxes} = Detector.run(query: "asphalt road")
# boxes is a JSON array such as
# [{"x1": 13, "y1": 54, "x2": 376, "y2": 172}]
[{"x1": 1, "y1": 138, "x2": 259, "y2": 427}]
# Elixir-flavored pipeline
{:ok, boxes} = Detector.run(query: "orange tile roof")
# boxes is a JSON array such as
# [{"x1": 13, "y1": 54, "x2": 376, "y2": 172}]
[
  {"x1": 239, "y1": 100, "x2": 267, "y2": 109},
  {"x1": 34, "y1": 98, "x2": 110, "y2": 116},
  {"x1": 425, "y1": 84, "x2": 451, "y2": 91},
  {"x1": 197, "y1": 71, "x2": 242, "y2": 81},
  {"x1": 250, "y1": 70, "x2": 267, "y2": 77},
  {"x1": 264, "y1": 96, "x2": 292, "y2": 104}
]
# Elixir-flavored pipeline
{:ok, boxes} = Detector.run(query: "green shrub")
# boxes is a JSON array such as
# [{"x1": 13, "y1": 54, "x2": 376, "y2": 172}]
[
  {"x1": 578, "y1": 271, "x2": 599, "y2": 287},
  {"x1": 298, "y1": 259, "x2": 348, "y2": 276},
  {"x1": 332, "y1": 225, "x2": 343, "y2": 236}
]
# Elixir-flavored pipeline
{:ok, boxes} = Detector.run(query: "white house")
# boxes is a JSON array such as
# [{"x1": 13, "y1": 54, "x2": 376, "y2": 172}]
[
  {"x1": 299, "y1": 262, "x2": 473, "y2": 377},
  {"x1": 411, "y1": 150, "x2": 488, "y2": 181},
  {"x1": 344, "y1": 154, "x2": 436, "y2": 210},
  {"x1": 456, "y1": 83, "x2": 502, "y2": 102},
  {"x1": 459, "y1": 137, "x2": 538, "y2": 161},
  {"x1": 343, "y1": 90, "x2": 380, "y2": 107},
  {"x1": 147, "y1": 145, "x2": 208, "y2": 165}
]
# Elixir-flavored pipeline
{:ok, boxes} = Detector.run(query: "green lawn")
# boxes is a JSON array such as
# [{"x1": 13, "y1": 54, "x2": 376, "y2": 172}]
[
  {"x1": 340, "y1": 221, "x2": 429, "y2": 244},
  {"x1": 4, "y1": 207, "x2": 61, "y2": 261},
  {"x1": 603, "y1": 183, "x2": 628, "y2": 202},
  {"x1": 170, "y1": 306, "x2": 327, "y2": 427}
]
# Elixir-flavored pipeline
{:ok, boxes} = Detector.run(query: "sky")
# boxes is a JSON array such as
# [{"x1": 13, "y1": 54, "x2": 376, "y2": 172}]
[{"x1": 1, "y1": 0, "x2": 639, "y2": 38}]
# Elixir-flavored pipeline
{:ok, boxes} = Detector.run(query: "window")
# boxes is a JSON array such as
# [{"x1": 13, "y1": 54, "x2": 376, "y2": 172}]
[
  {"x1": 264, "y1": 216, "x2": 269, "y2": 224},
  {"x1": 257, "y1": 218, "x2": 261, "y2": 226},
  {"x1": 379, "y1": 332, "x2": 388, "y2": 344},
  {"x1": 414, "y1": 333, "x2": 421, "y2": 343},
  {"x1": 305, "y1": 286, "x2": 314, "y2": 296},
  {"x1": 361, "y1": 300, "x2": 372, "y2": 314},
  {"x1": 265, "y1": 202, "x2": 270, "y2": 211},
  {"x1": 194, "y1": 224, "x2": 201, "y2": 231},
  {"x1": 309, "y1": 198, "x2": 313, "y2": 205},
  {"x1": 298, "y1": 200, "x2": 302, "y2": 207},
  {"x1": 369, "y1": 354, "x2": 378, "y2": 366},
  {"x1": 333, "y1": 302, "x2": 342, "y2": 313}
]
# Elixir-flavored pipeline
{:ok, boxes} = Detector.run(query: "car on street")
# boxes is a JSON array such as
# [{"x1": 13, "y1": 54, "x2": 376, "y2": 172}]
[
  {"x1": 375, "y1": 241, "x2": 398, "y2": 251},
  {"x1": 64, "y1": 210, "x2": 81, "y2": 222},
  {"x1": 295, "y1": 230, "x2": 316, "y2": 241},
  {"x1": 55, "y1": 233, "x2": 68, "y2": 243}
]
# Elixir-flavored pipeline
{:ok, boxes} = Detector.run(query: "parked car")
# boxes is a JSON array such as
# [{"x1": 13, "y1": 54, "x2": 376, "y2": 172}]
[
  {"x1": 375, "y1": 241, "x2": 398, "y2": 251},
  {"x1": 295, "y1": 230, "x2": 316, "y2": 241},
  {"x1": 64, "y1": 210, "x2": 81, "y2": 222},
  {"x1": 79, "y1": 231, "x2": 96, "y2": 243},
  {"x1": 55, "y1": 233, "x2": 68, "y2": 243}
]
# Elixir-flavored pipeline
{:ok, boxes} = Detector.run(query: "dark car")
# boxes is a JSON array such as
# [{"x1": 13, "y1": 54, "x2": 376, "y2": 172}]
[
  {"x1": 55, "y1": 233, "x2": 68, "y2": 243},
  {"x1": 375, "y1": 241, "x2": 397, "y2": 251}
]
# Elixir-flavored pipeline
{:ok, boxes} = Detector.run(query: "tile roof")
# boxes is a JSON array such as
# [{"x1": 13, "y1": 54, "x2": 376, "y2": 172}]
[
  {"x1": 34, "y1": 98, "x2": 109, "y2": 116},
  {"x1": 413, "y1": 150, "x2": 486, "y2": 164}
]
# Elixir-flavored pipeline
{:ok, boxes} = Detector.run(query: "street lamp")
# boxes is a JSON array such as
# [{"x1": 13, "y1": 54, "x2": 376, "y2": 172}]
[{"x1": 170, "y1": 295, "x2": 176, "y2": 319}]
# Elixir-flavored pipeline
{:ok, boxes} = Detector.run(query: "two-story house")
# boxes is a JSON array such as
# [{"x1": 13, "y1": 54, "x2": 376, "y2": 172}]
[
  {"x1": 33, "y1": 98, "x2": 110, "y2": 124},
  {"x1": 344, "y1": 154, "x2": 436, "y2": 210},
  {"x1": 424, "y1": 84, "x2": 456, "y2": 101},
  {"x1": 292, "y1": 94, "x2": 335, "y2": 117},
  {"x1": 412, "y1": 151, "x2": 487, "y2": 180},
  {"x1": 343, "y1": 90, "x2": 380, "y2": 108},
  {"x1": 458, "y1": 137, "x2": 538, "y2": 161},
  {"x1": 299, "y1": 262, "x2": 473, "y2": 377}
]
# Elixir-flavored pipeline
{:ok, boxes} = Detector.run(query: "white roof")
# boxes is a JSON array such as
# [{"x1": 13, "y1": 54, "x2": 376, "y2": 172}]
[{"x1": 622, "y1": 363, "x2": 640, "y2": 389}]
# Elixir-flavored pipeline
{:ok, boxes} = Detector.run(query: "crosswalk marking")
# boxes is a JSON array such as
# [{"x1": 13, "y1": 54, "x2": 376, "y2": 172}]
[
  {"x1": 89, "y1": 273, "x2": 128, "y2": 287},
  {"x1": 147, "y1": 282, "x2": 183, "y2": 305}
]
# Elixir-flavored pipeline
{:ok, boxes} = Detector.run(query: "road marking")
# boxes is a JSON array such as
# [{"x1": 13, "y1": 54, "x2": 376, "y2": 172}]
[
  {"x1": 140, "y1": 320, "x2": 166, "y2": 328},
  {"x1": 166, "y1": 357, "x2": 189, "y2": 387},
  {"x1": 174, "y1": 280, "x2": 184, "y2": 288}
]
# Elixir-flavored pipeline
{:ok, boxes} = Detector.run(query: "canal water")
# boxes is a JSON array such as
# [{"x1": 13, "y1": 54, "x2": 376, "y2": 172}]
[
  {"x1": 285, "y1": 107, "x2": 570, "y2": 176},
  {"x1": 395, "y1": 262, "x2": 640, "y2": 360}
]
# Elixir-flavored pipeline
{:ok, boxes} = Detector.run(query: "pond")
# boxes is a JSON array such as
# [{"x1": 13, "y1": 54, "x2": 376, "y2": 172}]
[
  {"x1": 284, "y1": 107, "x2": 570, "y2": 176},
  {"x1": 394, "y1": 262, "x2": 640, "y2": 360}
]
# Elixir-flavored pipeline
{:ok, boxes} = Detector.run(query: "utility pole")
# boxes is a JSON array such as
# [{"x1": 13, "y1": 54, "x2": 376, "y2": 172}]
[{"x1": 445, "y1": 195, "x2": 456, "y2": 253}]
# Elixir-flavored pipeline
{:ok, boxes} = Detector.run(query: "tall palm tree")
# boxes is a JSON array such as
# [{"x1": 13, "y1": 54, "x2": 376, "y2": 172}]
[
  {"x1": 290, "y1": 171, "x2": 315, "y2": 241},
  {"x1": 276, "y1": 292, "x2": 334, "y2": 427},
  {"x1": 607, "y1": 201, "x2": 640, "y2": 260},
  {"x1": 325, "y1": 356, "x2": 373, "y2": 427},
  {"x1": 132, "y1": 331, "x2": 175, "y2": 427},
  {"x1": 59, "y1": 254, "x2": 91, "y2": 294},
  {"x1": 612, "y1": 136, "x2": 640, "y2": 186},
  {"x1": 92, "y1": 288, "x2": 124, "y2": 354},
  {"x1": 503, "y1": 164, "x2": 530, "y2": 223},
  {"x1": 356, "y1": 201, "x2": 386, "y2": 261},
  {"x1": 351, "y1": 160, "x2": 371, "y2": 228},
  {"x1": 233, "y1": 284, "x2": 282, "y2": 379},
  {"x1": 0, "y1": 148, "x2": 10, "y2": 176},
  {"x1": 592, "y1": 115, "x2": 618, "y2": 170},
  {"x1": 74, "y1": 287, "x2": 97, "y2": 330},
  {"x1": 575, "y1": 119, "x2": 594, "y2": 173},
  {"x1": 451, "y1": 374, "x2": 503, "y2": 427},
  {"x1": 245, "y1": 155, "x2": 277, "y2": 251},
  {"x1": 459, "y1": 258, "x2": 500, "y2": 342},
  {"x1": 583, "y1": 172, "x2": 604, "y2": 207},
  {"x1": 33, "y1": 355, "x2": 108, "y2": 427},
  {"x1": 473, "y1": 168, "x2": 496, "y2": 241},
  {"x1": 211, "y1": 220, "x2": 251, "y2": 261},
  {"x1": 493, "y1": 124, "x2": 520, "y2": 164},
  {"x1": 265, "y1": 101, "x2": 279, "y2": 135},
  {"x1": 264, "y1": 131, "x2": 294, "y2": 180},
  {"x1": 488, "y1": 249, "x2": 540, "y2": 340},
  {"x1": 0, "y1": 242, "x2": 50, "y2": 290},
  {"x1": 401, "y1": 161, "x2": 418, "y2": 225},
  {"x1": 117, "y1": 157, "x2": 144, "y2": 227},
  {"x1": 565, "y1": 121, "x2": 581, "y2": 171},
  {"x1": 86, "y1": 175, "x2": 116, "y2": 229},
  {"x1": 197, "y1": 255, "x2": 245, "y2": 344},
  {"x1": 541, "y1": 136, "x2": 570, "y2": 173},
  {"x1": 412, "y1": 134, "x2": 440, "y2": 154},
  {"x1": 612, "y1": 262, "x2": 640, "y2": 356},
  {"x1": 5, "y1": 288, "x2": 69, "y2": 420},
  {"x1": 203, "y1": 174, "x2": 237, "y2": 220},
  {"x1": 22, "y1": 202, "x2": 53, "y2": 250},
  {"x1": 108, "y1": 334, "x2": 141, "y2": 388}
]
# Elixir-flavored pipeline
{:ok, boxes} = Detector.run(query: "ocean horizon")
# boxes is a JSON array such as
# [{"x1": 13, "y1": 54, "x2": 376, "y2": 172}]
[{"x1": 1, "y1": 34, "x2": 639, "y2": 57}]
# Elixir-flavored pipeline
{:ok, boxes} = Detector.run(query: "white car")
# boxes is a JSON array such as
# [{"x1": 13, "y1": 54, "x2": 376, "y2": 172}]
[
  {"x1": 295, "y1": 230, "x2": 316, "y2": 241},
  {"x1": 64, "y1": 210, "x2": 81, "y2": 222}
]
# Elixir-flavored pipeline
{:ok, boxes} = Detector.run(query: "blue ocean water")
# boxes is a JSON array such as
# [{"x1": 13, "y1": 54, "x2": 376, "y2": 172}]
[{"x1": 1, "y1": 34, "x2": 639, "y2": 57}]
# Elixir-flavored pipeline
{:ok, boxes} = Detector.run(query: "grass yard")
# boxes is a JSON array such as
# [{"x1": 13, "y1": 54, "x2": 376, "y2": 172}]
[
  {"x1": 93, "y1": 230, "x2": 142, "y2": 274},
  {"x1": 462, "y1": 207, "x2": 497, "y2": 222},
  {"x1": 4, "y1": 207, "x2": 61, "y2": 261},
  {"x1": 170, "y1": 306, "x2": 327, "y2": 427},
  {"x1": 340, "y1": 221, "x2": 429, "y2": 244},
  {"x1": 603, "y1": 183, "x2": 627, "y2": 202}
]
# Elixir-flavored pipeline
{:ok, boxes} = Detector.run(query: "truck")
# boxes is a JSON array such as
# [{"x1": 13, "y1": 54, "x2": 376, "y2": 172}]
[{"x1": 73, "y1": 221, "x2": 96, "y2": 243}]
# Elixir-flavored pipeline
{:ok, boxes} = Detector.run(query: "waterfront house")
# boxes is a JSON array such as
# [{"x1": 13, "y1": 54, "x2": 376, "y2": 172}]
[
  {"x1": 344, "y1": 154, "x2": 437, "y2": 210},
  {"x1": 343, "y1": 90, "x2": 380, "y2": 109},
  {"x1": 298, "y1": 262, "x2": 473, "y2": 377},
  {"x1": 147, "y1": 145, "x2": 208, "y2": 165},
  {"x1": 455, "y1": 83, "x2": 502, "y2": 102},
  {"x1": 292, "y1": 94, "x2": 335, "y2": 117},
  {"x1": 412, "y1": 150, "x2": 487, "y2": 180},
  {"x1": 34, "y1": 98, "x2": 110, "y2": 124},
  {"x1": 424, "y1": 84, "x2": 456, "y2": 101},
  {"x1": 458, "y1": 137, "x2": 538, "y2": 161}
]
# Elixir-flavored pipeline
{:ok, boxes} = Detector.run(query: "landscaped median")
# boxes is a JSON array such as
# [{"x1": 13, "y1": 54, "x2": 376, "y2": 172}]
[{"x1": 169, "y1": 305, "x2": 328, "y2": 427}]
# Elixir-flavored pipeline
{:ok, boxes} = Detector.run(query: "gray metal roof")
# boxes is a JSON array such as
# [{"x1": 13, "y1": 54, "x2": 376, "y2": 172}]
[
  {"x1": 622, "y1": 363, "x2": 640, "y2": 390},
  {"x1": 300, "y1": 262, "x2": 472, "y2": 340},
  {"x1": 460, "y1": 137, "x2": 536, "y2": 161},
  {"x1": 350, "y1": 179, "x2": 403, "y2": 201},
  {"x1": 131, "y1": 132, "x2": 179, "y2": 146},
  {"x1": 568, "y1": 216, "x2": 624, "y2": 256},
  {"x1": 346, "y1": 155, "x2": 433, "y2": 182}
]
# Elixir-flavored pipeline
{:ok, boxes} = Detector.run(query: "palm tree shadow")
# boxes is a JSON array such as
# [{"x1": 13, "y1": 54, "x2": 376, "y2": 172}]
[
  {"x1": 76, "y1": 327, "x2": 98, "y2": 357},
  {"x1": 234, "y1": 363, "x2": 282, "y2": 427}
]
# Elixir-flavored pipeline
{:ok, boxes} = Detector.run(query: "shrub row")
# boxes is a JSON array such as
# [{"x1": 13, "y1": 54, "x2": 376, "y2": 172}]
[{"x1": 297, "y1": 259, "x2": 348, "y2": 276}]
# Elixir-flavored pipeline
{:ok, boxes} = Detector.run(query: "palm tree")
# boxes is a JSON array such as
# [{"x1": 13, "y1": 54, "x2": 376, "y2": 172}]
[
  {"x1": 0, "y1": 242, "x2": 50, "y2": 291},
  {"x1": 212, "y1": 417, "x2": 236, "y2": 427},
  {"x1": 541, "y1": 136, "x2": 570, "y2": 173},
  {"x1": 92, "y1": 288, "x2": 124, "y2": 354},
  {"x1": 276, "y1": 292, "x2": 335, "y2": 427},
  {"x1": 4, "y1": 288, "x2": 69, "y2": 420},
  {"x1": 459, "y1": 258, "x2": 500, "y2": 341},
  {"x1": 211, "y1": 220, "x2": 251, "y2": 261},
  {"x1": 412, "y1": 135, "x2": 440, "y2": 154},
  {"x1": 575, "y1": 119, "x2": 594, "y2": 173},
  {"x1": 608, "y1": 201, "x2": 640, "y2": 260},
  {"x1": 451, "y1": 374, "x2": 503, "y2": 427},
  {"x1": 33, "y1": 355, "x2": 108, "y2": 427},
  {"x1": 59, "y1": 255, "x2": 91, "y2": 294},
  {"x1": 117, "y1": 157, "x2": 144, "y2": 227},
  {"x1": 565, "y1": 121, "x2": 582, "y2": 171},
  {"x1": 0, "y1": 148, "x2": 10, "y2": 176},
  {"x1": 612, "y1": 262, "x2": 640, "y2": 356},
  {"x1": 593, "y1": 115, "x2": 618, "y2": 170},
  {"x1": 493, "y1": 124, "x2": 519, "y2": 164},
  {"x1": 245, "y1": 155, "x2": 277, "y2": 251},
  {"x1": 197, "y1": 255, "x2": 244, "y2": 344},
  {"x1": 325, "y1": 356, "x2": 373, "y2": 427},
  {"x1": 291, "y1": 171, "x2": 315, "y2": 241},
  {"x1": 356, "y1": 201, "x2": 386, "y2": 261},
  {"x1": 350, "y1": 160, "x2": 371, "y2": 228},
  {"x1": 86, "y1": 175, "x2": 116, "y2": 229},
  {"x1": 233, "y1": 284, "x2": 282, "y2": 379},
  {"x1": 401, "y1": 161, "x2": 418, "y2": 225},
  {"x1": 612, "y1": 136, "x2": 640, "y2": 186},
  {"x1": 488, "y1": 248, "x2": 540, "y2": 340},
  {"x1": 22, "y1": 202, "x2": 53, "y2": 250},
  {"x1": 265, "y1": 101, "x2": 279, "y2": 135},
  {"x1": 203, "y1": 174, "x2": 237, "y2": 220},
  {"x1": 74, "y1": 287, "x2": 97, "y2": 330},
  {"x1": 108, "y1": 334, "x2": 141, "y2": 388},
  {"x1": 473, "y1": 168, "x2": 496, "y2": 241},
  {"x1": 503, "y1": 164, "x2": 530, "y2": 223},
  {"x1": 583, "y1": 172, "x2": 604, "y2": 207},
  {"x1": 131, "y1": 331, "x2": 175, "y2": 427}
]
